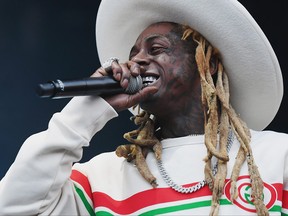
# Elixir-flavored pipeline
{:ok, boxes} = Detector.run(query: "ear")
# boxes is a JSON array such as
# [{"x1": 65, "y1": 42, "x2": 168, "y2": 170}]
[{"x1": 209, "y1": 56, "x2": 218, "y2": 75}]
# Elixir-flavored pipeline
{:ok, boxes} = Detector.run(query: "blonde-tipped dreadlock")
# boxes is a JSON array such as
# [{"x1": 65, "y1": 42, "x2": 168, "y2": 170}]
[{"x1": 116, "y1": 24, "x2": 268, "y2": 216}]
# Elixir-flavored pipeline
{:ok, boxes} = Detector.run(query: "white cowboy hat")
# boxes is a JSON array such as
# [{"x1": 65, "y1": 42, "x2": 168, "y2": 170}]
[{"x1": 95, "y1": 0, "x2": 283, "y2": 131}]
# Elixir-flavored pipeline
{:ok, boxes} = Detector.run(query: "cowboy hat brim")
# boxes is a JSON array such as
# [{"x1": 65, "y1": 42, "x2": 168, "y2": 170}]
[{"x1": 95, "y1": 0, "x2": 283, "y2": 130}]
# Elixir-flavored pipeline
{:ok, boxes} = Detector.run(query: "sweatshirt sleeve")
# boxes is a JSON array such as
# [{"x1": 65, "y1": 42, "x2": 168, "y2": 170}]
[{"x1": 0, "y1": 96, "x2": 118, "y2": 216}]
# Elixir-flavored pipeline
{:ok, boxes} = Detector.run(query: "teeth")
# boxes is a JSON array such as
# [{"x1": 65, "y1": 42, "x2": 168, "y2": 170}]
[
  {"x1": 143, "y1": 76, "x2": 157, "y2": 82},
  {"x1": 142, "y1": 76, "x2": 158, "y2": 87}
]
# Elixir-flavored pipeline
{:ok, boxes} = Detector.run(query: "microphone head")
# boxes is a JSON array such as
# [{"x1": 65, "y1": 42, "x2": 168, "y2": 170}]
[{"x1": 125, "y1": 76, "x2": 143, "y2": 94}]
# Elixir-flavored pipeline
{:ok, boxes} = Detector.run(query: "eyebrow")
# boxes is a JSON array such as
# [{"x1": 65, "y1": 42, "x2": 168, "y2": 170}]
[{"x1": 145, "y1": 34, "x2": 167, "y2": 42}]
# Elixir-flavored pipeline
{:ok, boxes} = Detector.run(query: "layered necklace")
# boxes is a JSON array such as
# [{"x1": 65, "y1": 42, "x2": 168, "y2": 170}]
[{"x1": 156, "y1": 130, "x2": 234, "y2": 194}]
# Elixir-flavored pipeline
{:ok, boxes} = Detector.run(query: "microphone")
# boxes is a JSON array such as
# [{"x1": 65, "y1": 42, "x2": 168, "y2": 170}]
[{"x1": 36, "y1": 76, "x2": 143, "y2": 99}]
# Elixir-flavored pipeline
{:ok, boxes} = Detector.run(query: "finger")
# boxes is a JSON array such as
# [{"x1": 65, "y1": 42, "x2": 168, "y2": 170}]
[
  {"x1": 102, "y1": 57, "x2": 120, "y2": 75},
  {"x1": 127, "y1": 61, "x2": 141, "y2": 77},
  {"x1": 126, "y1": 86, "x2": 158, "y2": 108},
  {"x1": 119, "y1": 63, "x2": 131, "y2": 89},
  {"x1": 91, "y1": 67, "x2": 108, "y2": 77},
  {"x1": 110, "y1": 61, "x2": 122, "y2": 80},
  {"x1": 104, "y1": 86, "x2": 158, "y2": 112}
]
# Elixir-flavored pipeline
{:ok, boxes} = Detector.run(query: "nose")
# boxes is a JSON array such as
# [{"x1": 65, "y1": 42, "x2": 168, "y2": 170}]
[{"x1": 131, "y1": 49, "x2": 150, "y2": 66}]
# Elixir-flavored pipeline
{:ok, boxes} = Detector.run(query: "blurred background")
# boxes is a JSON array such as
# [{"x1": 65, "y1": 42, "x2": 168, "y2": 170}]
[{"x1": 0, "y1": 0, "x2": 287, "y2": 178}]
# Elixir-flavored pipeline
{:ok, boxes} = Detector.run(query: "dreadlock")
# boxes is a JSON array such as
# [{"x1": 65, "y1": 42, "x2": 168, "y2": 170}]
[
  {"x1": 189, "y1": 26, "x2": 268, "y2": 215},
  {"x1": 116, "y1": 23, "x2": 268, "y2": 216}
]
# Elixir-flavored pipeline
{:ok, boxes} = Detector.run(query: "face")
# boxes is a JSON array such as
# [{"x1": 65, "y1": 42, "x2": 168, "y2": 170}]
[{"x1": 129, "y1": 22, "x2": 201, "y2": 117}]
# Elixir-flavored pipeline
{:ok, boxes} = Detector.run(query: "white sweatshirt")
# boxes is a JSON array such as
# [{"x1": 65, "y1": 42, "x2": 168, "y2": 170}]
[{"x1": 0, "y1": 96, "x2": 287, "y2": 216}]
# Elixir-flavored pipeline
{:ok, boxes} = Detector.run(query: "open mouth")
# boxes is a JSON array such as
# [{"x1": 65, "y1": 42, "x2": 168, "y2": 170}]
[{"x1": 142, "y1": 76, "x2": 159, "y2": 87}]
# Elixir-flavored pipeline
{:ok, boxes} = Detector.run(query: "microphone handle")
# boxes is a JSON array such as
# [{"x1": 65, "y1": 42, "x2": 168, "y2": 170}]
[{"x1": 36, "y1": 76, "x2": 136, "y2": 99}]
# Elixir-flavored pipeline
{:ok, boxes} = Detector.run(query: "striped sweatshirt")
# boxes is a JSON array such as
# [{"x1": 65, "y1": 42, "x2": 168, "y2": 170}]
[{"x1": 0, "y1": 96, "x2": 287, "y2": 215}]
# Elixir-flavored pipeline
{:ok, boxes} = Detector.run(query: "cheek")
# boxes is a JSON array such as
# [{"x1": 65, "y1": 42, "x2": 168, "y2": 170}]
[
  {"x1": 164, "y1": 71, "x2": 189, "y2": 97},
  {"x1": 157, "y1": 53, "x2": 195, "y2": 87}
]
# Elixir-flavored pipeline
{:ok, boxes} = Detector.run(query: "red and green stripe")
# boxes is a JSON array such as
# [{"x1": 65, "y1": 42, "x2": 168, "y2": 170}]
[{"x1": 70, "y1": 170, "x2": 287, "y2": 215}]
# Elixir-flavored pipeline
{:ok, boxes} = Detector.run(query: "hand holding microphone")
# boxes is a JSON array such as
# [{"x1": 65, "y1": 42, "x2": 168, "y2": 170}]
[
  {"x1": 36, "y1": 58, "x2": 143, "y2": 99},
  {"x1": 36, "y1": 58, "x2": 158, "y2": 112}
]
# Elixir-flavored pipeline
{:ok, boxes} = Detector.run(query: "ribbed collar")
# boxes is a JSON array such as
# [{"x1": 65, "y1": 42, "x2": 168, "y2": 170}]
[{"x1": 161, "y1": 135, "x2": 205, "y2": 149}]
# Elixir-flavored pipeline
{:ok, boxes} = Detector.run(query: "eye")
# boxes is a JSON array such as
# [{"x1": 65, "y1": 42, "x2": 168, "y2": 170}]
[{"x1": 149, "y1": 44, "x2": 166, "y2": 55}]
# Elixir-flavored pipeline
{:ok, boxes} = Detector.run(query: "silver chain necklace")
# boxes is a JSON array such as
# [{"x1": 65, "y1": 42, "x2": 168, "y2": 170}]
[{"x1": 157, "y1": 130, "x2": 234, "y2": 194}]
